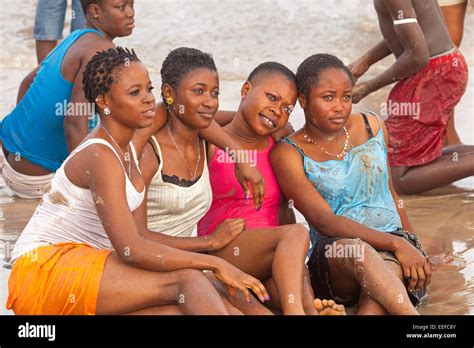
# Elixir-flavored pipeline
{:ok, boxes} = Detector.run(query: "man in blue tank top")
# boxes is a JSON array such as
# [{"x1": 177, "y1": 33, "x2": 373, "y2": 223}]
[{"x1": 0, "y1": 0, "x2": 136, "y2": 198}]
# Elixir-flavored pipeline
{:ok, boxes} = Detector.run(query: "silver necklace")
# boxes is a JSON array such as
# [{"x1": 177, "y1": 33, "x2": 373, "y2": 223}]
[
  {"x1": 101, "y1": 125, "x2": 131, "y2": 178},
  {"x1": 166, "y1": 122, "x2": 201, "y2": 181},
  {"x1": 303, "y1": 127, "x2": 351, "y2": 159}
]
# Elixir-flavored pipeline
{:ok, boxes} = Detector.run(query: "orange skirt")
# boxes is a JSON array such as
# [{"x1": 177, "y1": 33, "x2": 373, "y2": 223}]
[{"x1": 6, "y1": 242, "x2": 112, "y2": 315}]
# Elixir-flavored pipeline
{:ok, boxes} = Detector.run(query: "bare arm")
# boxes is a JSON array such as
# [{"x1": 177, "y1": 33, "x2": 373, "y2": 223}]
[
  {"x1": 199, "y1": 120, "x2": 265, "y2": 210},
  {"x1": 214, "y1": 110, "x2": 236, "y2": 126},
  {"x1": 16, "y1": 67, "x2": 40, "y2": 104},
  {"x1": 353, "y1": 0, "x2": 430, "y2": 102},
  {"x1": 84, "y1": 145, "x2": 269, "y2": 301},
  {"x1": 134, "y1": 142, "x2": 216, "y2": 252},
  {"x1": 349, "y1": 40, "x2": 392, "y2": 80},
  {"x1": 136, "y1": 142, "x2": 245, "y2": 252},
  {"x1": 132, "y1": 104, "x2": 266, "y2": 210},
  {"x1": 88, "y1": 145, "x2": 218, "y2": 270}
]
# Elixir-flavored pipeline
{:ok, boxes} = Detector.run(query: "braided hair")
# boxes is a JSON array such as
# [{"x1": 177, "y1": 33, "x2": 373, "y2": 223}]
[
  {"x1": 83, "y1": 46, "x2": 140, "y2": 108},
  {"x1": 296, "y1": 53, "x2": 354, "y2": 98},
  {"x1": 160, "y1": 47, "x2": 217, "y2": 103}
]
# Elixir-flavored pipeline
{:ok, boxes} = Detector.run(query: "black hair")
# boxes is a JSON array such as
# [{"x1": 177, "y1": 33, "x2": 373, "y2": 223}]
[
  {"x1": 83, "y1": 46, "x2": 140, "y2": 106},
  {"x1": 160, "y1": 47, "x2": 217, "y2": 102},
  {"x1": 80, "y1": 0, "x2": 102, "y2": 15},
  {"x1": 247, "y1": 61, "x2": 296, "y2": 86},
  {"x1": 296, "y1": 53, "x2": 354, "y2": 98}
]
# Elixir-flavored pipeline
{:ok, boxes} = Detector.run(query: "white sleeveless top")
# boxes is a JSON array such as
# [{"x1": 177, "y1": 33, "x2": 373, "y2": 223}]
[
  {"x1": 11, "y1": 138, "x2": 145, "y2": 263},
  {"x1": 146, "y1": 136, "x2": 212, "y2": 238}
]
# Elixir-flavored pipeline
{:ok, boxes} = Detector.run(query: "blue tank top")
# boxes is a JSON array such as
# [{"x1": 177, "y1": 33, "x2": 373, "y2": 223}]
[
  {"x1": 0, "y1": 28, "x2": 104, "y2": 171},
  {"x1": 282, "y1": 113, "x2": 402, "y2": 256}
]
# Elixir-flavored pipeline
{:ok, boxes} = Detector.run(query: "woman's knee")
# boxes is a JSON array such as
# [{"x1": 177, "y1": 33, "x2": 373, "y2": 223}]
[
  {"x1": 333, "y1": 238, "x2": 377, "y2": 271},
  {"x1": 282, "y1": 223, "x2": 310, "y2": 247},
  {"x1": 172, "y1": 269, "x2": 208, "y2": 288}
]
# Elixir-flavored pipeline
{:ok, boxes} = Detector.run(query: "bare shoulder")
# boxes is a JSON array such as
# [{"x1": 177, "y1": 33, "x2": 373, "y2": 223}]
[
  {"x1": 138, "y1": 141, "x2": 159, "y2": 187},
  {"x1": 365, "y1": 112, "x2": 383, "y2": 136},
  {"x1": 75, "y1": 34, "x2": 115, "y2": 63},
  {"x1": 64, "y1": 140, "x2": 125, "y2": 188},
  {"x1": 270, "y1": 138, "x2": 304, "y2": 166}
]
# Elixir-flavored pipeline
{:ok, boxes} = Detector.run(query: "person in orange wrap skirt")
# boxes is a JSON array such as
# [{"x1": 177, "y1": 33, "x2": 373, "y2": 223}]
[{"x1": 6, "y1": 44, "x2": 270, "y2": 315}]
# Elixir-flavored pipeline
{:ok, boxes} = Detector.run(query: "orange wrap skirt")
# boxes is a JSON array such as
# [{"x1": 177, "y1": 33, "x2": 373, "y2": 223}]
[{"x1": 6, "y1": 242, "x2": 112, "y2": 315}]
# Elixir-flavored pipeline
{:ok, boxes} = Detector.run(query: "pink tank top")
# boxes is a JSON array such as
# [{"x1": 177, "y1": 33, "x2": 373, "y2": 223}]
[{"x1": 197, "y1": 136, "x2": 282, "y2": 236}]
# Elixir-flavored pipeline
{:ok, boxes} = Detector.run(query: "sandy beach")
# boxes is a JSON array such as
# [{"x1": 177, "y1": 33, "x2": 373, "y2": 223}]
[{"x1": 0, "y1": 0, "x2": 473, "y2": 315}]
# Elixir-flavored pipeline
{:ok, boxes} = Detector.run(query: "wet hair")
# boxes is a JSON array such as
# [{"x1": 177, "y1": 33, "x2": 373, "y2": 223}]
[
  {"x1": 160, "y1": 47, "x2": 217, "y2": 102},
  {"x1": 83, "y1": 46, "x2": 140, "y2": 106},
  {"x1": 80, "y1": 0, "x2": 102, "y2": 15},
  {"x1": 296, "y1": 53, "x2": 354, "y2": 98},
  {"x1": 247, "y1": 61, "x2": 296, "y2": 86}
]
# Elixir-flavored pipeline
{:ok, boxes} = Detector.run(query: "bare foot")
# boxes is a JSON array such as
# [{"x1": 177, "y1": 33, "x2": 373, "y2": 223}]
[{"x1": 314, "y1": 298, "x2": 346, "y2": 316}]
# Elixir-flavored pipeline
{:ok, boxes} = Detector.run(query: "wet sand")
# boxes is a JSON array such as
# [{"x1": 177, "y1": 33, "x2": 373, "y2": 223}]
[{"x1": 0, "y1": 0, "x2": 473, "y2": 315}]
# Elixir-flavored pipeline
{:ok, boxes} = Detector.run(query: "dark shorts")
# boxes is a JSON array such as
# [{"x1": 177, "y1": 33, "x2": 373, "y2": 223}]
[{"x1": 306, "y1": 230, "x2": 428, "y2": 308}]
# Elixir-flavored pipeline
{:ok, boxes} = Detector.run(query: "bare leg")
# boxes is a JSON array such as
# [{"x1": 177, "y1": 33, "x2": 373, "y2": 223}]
[
  {"x1": 442, "y1": 145, "x2": 474, "y2": 156},
  {"x1": 326, "y1": 239, "x2": 418, "y2": 315},
  {"x1": 206, "y1": 272, "x2": 273, "y2": 315},
  {"x1": 357, "y1": 293, "x2": 386, "y2": 315},
  {"x1": 126, "y1": 297, "x2": 244, "y2": 315},
  {"x1": 36, "y1": 40, "x2": 57, "y2": 64},
  {"x1": 263, "y1": 277, "x2": 281, "y2": 311},
  {"x1": 302, "y1": 268, "x2": 319, "y2": 315},
  {"x1": 210, "y1": 224, "x2": 310, "y2": 315},
  {"x1": 357, "y1": 260, "x2": 407, "y2": 315},
  {"x1": 265, "y1": 276, "x2": 344, "y2": 315},
  {"x1": 262, "y1": 270, "x2": 318, "y2": 315},
  {"x1": 444, "y1": 110, "x2": 462, "y2": 146},
  {"x1": 96, "y1": 253, "x2": 229, "y2": 315},
  {"x1": 127, "y1": 305, "x2": 183, "y2": 315},
  {"x1": 391, "y1": 149, "x2": 474, "y2": 195}
]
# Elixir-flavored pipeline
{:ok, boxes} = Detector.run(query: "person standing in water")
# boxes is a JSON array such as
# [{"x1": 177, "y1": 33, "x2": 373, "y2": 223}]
[{"x1": 349, "y1": 0, "x2": 473, "y2": 194}]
